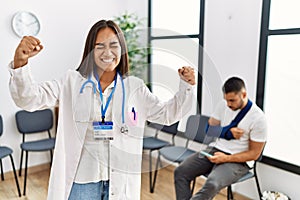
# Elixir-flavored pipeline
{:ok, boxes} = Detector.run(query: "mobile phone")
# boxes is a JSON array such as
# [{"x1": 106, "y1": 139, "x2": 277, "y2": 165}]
[{"x1": 200, "y1": 150, "x2": 213, "y2": 157}]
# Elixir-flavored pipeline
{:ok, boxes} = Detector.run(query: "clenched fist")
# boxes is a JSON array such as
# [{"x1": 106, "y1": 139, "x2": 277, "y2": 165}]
[
  {"x1": 178, "y1": 66, "x2": 196, "y2": 85},
  {"x1": 14, "y1": 36, "x2": 43, "y2": 69},
  {"x1": 230, "y1": 127, "x2": 244, "y2": 139}
]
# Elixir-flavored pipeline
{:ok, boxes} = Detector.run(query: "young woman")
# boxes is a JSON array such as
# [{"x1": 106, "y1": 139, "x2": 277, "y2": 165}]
[{"x1": 9, "y1": 20, "x2": 195, "y2": 200}]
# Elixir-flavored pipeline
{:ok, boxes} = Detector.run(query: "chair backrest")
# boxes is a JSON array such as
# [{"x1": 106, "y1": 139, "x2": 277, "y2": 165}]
[
  {"x1": 0, "y1": 115, "x2": 3, "y2": 137},
  {"x1": 15, "y1": 109, "x2": 53, "y2": 134},
  {"x1": 161, "y1": 121, "x2": 179, "y2": 135},
  {"x1": 253, "y1": 142, "x2": 266, "y2": 167},
  {"x1": 147, "y1": 121, "x2": 179, "y2": 135},
  {"x1": 256, "y1": 149, "x2": 264, "y2": 162},
  {"x1": 184, "y1": 114, "x2": 213, "y2": 145}
]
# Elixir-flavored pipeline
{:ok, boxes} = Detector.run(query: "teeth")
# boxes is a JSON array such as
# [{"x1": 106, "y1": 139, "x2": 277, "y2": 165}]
[{"x1": 102, "y1": 58, "x2": 114, "y2": 63}]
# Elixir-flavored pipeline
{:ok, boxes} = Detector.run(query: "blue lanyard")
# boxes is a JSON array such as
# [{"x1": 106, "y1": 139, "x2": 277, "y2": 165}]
[
  {"x1": 94, "y1": 71, "x2": 117, "y2": 123},
  {"x1": 80, "y1": 71, "x2": 126, "y2": 125}
]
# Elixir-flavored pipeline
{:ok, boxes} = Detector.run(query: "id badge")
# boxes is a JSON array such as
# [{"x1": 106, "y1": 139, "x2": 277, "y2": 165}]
[{"x1": 93, "y1": 121, "x2": 114, "y2": 140}]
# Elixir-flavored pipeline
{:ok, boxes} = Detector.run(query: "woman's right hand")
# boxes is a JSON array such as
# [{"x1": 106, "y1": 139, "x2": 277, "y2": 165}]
[{"x1": 14, "y1": 36, "x2": 43, "y2": 69}]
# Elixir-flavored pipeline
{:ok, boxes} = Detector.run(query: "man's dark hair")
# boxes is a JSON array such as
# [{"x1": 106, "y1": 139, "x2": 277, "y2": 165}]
[{"x1": 222, "y1": 77, "x2": 246, "y2": 94}]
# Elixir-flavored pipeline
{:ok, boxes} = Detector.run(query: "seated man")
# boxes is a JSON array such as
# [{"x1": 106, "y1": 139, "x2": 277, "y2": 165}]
[{"x1": 174, "y1": 77, "x2": 267, "y2": 200}]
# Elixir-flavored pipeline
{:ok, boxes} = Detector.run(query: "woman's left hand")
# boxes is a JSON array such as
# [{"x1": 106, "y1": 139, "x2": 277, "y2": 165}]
[{"x1": 178, "y1": 66, "x2": 195, "y2": 85}]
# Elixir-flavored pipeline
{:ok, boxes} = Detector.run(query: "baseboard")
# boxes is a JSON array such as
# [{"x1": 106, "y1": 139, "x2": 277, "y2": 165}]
[{"x1": 1, "y1": 162, "x2": 51, "y2": 180}]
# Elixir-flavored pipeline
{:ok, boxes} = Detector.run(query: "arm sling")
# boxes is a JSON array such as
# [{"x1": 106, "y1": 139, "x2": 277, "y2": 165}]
[{"x1": 206, "y1": 100, "x2": 252, "y2": 140}]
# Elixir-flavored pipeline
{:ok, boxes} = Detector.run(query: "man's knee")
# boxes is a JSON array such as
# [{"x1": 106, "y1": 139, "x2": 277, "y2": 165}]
[
  {"x1": 174, "y1": 165, "x2": 184, "y2": 180},
  {"x1": 174, "y1": 164, "x2": 196, "y2": 182},
  {"x1": 204, "y1": 177, "x2": 222, "y2": 193}
]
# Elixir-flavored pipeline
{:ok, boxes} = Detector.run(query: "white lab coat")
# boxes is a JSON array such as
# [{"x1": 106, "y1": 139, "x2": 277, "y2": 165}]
[{"x1": 9, "y1": 63, "x2": 195, "y2": 200}]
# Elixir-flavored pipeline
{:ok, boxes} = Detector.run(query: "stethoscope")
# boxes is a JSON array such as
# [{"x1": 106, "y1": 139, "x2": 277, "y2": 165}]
[{"x1": 79, "y1": 70, "x2": 128, "y2": 134}]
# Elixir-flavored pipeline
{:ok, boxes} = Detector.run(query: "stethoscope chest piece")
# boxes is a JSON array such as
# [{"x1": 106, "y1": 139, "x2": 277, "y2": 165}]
[{"x1": 120, "y1": 124, "x2": 128, "y2": 134}]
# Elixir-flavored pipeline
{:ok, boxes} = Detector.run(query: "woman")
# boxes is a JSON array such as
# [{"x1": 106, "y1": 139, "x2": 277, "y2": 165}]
[{"x1": 9, "y1": 20, "x2": 195, "y2": 200}]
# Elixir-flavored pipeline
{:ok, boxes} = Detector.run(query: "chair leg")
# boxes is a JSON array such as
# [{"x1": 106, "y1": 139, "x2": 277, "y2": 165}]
[
  {"x1": 50, "y1": 150, "x2": 53, "y2": 166},
  {"x1": 19, "y1": 150, "x2": 24, "y2": 176},
  {"x1": 149, "y1": 151, "x2": 154, "y2": 193},
  {"x1": 0, "y1": 159, "x2": 4, "y2": 180},
  {"x1": 254, "y1": 168, "x2": 262, "y2": 198},
  {"x1": 191, "y1": 178, "x2": 196, "y2": 194},
  {"x1": 9, "y1": 155, "x2": 22, "y2": 197},
  {"x1": 227, "y1": 185, "x2": 233, "y2": 200},
  {"x1": 150, "y1": 152, "x2": 161, "y2": 193},
  {"x1": 159, "y1": 155, "x2": 163, "y2": 168},
  {"x1": 23, "y1": 151, "x2": 28, "y2": 195}
]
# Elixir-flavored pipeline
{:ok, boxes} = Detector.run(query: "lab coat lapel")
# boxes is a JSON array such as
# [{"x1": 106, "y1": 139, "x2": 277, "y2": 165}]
[{"x1": 72, "y1": 77, "x2": 94, "y2": 142}]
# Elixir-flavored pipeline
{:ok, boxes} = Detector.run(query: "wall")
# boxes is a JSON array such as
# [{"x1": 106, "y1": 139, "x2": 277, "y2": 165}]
[{"x1": 0, "y1": 0, "x2": 147, "y2": 172}]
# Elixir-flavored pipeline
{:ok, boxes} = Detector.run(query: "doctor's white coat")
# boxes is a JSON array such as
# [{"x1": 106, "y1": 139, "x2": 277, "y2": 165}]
[{"x1": 9, "y1": 64, "x2": 195, "y2": 200}]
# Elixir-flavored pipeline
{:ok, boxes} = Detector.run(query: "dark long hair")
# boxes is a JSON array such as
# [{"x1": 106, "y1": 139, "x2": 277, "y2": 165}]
[{"x1": 76, "y1": 20, "x2": 129, "y2": 78}]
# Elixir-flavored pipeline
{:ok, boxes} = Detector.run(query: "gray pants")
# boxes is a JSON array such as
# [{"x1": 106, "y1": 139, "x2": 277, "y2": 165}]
[{"x1": 174, "y1": 148, "x2": 249, "y2": 200}]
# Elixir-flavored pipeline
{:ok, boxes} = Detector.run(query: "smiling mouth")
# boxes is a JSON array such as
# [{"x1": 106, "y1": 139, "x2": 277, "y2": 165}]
[{"x1": 101, "y1": 58, "x2": 114, "y2": 63}]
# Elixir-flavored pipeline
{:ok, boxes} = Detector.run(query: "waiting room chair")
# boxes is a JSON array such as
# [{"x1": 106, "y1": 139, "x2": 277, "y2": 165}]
[
  {"x1": 0, "y1": 115, "x2": 21, "y2": 197},
  {"x1": 154, "y1": 115, "x2": 212, "y2": 193},
  {"x1": 224, "y1": 147, "x2": 264, "y2": 200},
  {"x1": 143, "y1": 121, "x2": 179, "y2": 193},
  {"x1": 15, "y1": 109, "x2": 55, "y2": 195}
]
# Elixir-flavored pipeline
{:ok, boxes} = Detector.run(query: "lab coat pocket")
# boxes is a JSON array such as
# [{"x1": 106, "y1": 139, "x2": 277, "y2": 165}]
[{"x1": 127, "y1": 107, "x2": 138, "y2": 126}]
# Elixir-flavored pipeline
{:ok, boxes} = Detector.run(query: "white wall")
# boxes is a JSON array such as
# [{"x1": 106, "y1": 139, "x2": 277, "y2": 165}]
[
  {"x1": 202, "y1": 0, "x2": 263, "y2": 114},
  {"x1": 203, "y1": 0, "x2": 299, "y2": 199},
  {"x1": 0, "y1": 0, "x2": 147, "y2": 173}
]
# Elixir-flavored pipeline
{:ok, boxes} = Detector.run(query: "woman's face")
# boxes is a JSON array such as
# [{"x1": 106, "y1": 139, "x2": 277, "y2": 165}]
[{"x1": 94, "y1": 27, "x2": 122, "y2": 73}]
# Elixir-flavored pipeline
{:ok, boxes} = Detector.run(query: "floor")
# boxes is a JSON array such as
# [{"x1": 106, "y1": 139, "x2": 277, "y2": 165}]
[{"x1": 0, "y1": 153, "x2": 251, "y2": 200}]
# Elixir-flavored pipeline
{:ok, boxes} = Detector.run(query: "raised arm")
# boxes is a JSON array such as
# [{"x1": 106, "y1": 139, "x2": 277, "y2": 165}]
[
  {"x1": 143, "y1": 66, "x2": 196, "y2": 125},
  {"x1": 9, "y1": 36, "x2": 60, "y2": 111},
  {"x1": 13, "y1": 36, "x2": 43, "y2": 69}
]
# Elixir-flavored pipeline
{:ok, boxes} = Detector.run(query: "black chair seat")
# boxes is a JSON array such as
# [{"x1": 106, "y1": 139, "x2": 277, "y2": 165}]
[
  {"x1": 0, "y1": 146, "x2": 13, "y2": 158},
  {"x1": 21, "y1": 138, "x2": 55, "y2": 151},
  {"x1": 160, "y1": 146, "x2": 196, "y2": 163},
  {"x1": 143, "y1": 137, "x2": 170, "y2": 150}
]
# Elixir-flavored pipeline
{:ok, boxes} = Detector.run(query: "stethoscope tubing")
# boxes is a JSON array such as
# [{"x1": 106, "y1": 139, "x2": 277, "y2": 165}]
[{"x1": 80, "y1": 71, "x2": 126, "y2": 126}]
